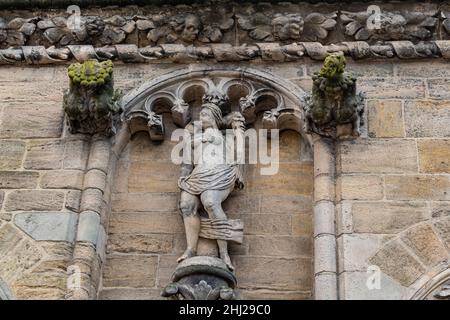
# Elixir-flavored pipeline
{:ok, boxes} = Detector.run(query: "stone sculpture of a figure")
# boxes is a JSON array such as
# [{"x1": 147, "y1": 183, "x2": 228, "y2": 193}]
[{"x1": 176, "y1": 102, "x2": 245, "y2": 271}]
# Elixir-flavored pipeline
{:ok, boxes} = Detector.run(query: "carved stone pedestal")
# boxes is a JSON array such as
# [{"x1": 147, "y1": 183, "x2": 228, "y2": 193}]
[{"x1": 161, "y1": 256, "x2": 237, "y2": 300}]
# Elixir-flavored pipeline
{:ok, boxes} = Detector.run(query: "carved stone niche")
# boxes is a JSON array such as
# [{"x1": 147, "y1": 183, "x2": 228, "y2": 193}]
[
  {"x1": 123, "y1": 72, "x2": 299, "y2": 142},
  {"x1": 121, "y1": 67, "x2": 313, "y2": 300}
]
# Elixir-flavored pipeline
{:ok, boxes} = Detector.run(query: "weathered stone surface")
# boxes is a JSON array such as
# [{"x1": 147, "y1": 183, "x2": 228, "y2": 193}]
[
  {"x1": 5, "y1": 190, "x2": 64, "y2": 211},
  {"x1": 431, "y1": 202, "x2": 450, "y2": 218},
  {"x1": 107, "y1": 233, "x2": 174, "y2": 254},
  {"x1": 248, "y1": 235, "x2": 312, "y2": 257},
  {"x1": 385, "y1": 175, "x2": 450, "y2": 201},
  {"x1": 0, "y1": 140, "x2": 25, "y2": 170},
  {"x1": 83, "y1": 169, "x2": 106, "y2": 192},
  {"x1": 0, "y1": 191, "x2": 4, "y2": 211},
  {"x1": 396, "y1": 61, "x2": 450, "y2": 78},
  {"x1": 24, "y1": 140, "x2": 64, "y2": 170},
  {"x1": 339, "y1": 271, "x2": 407, "y2": 300},
  {"x1": 102, "y1": 254, "x2": 158, "y2": 288},
  {"x1": 308, "y1": 61, "x2": 394, "y2": 78},
  {"x1": 432, "y1": 217, "x2": 450, "y2": 250},
  {"x1": 314, "y1": 235, "x2": 337, "y2": 273},
  {"x1": 338, "y1": 139, "x2": 418, "y2": 173},
  {"x1": 336, "y1": 175, "x2": 383, "y2": 201},
  {"x1": 338, "y1": 234, "x2": 384, "y2": 272},
  {"x1": 0, "y1": 171, "x2": 39, "y2": 189},
  {"x1": 13, "y1": 287, "x2": 65, "y2": 300},
  {"x1": 352, "y1": 202, "x2": 429, "y2": 234},
  {"x1": 80, "y1": 188, "x2": 104, "y2": 213},
  {"x1": 0, "y1": 224, "x2": 22, "y2": 257},
  {"x1": 428, "y1": 79, "x2": 450, "y2": 99},
  {"x1": 260, "y1": 195, "x2": 312, "y2": 214},
  {"x1": 404, "y1": 100, "x2": 450, "y2": 137},
  {"x1": 369, "y1": 240, "x2": 425, "y2": 287},
  {"x1": 292, "y1": 214, "x2": 313, "y2": 237},
  {"x1": 230, "y1": 213, "x2": 291, "y2": 236},
  {"x1": 367, "y1": 100, "x2": 405, "y2": 138},
  {"x1": 418, "y1": 139, "x2": 450, "y2": 173},
  {"x1": 40, "y1": 170, "x2": 84, "y2": 190},
  {"x1": 128, "y1": 161, "x2": 179, "y2": 193},
  {"x1": 246, "y1": 163, "x2": 313, "y2": 195},
  {"x1": 0, "y1": 239, "x2": 42, "y2": 283},
  {"x1": 0, "y1": 103, "x2": 63, "y2": 139},
  {"x1": 401, "y1": 223, "x2": 449, "y2": 267},
  {"x1": 222, "y1": 193, "x2": 260, "y2": 214},
  {"x1": 63, "y1": 138, "x2": 90, "y2": 170},
  {"x1": 14, "y1": 212, "x2": 77, "y2": 242},
  {"x1": 240, "y1": 289, "x2": 312, "y2": 300},
  {"x1": 87, "y1": 139, "x2": 111, "y2": 173},
  {"x1": 99, "y1": 288, "x2": 163, "y2": 300},
  {"x1": 65, "y1": 190, "x2": 81, "y2": 212},
  {"x1": 359, "y1": 78, "x2": 425, "y2": 99},
  {"x1": 234, "y1": 256, "x2": 312, "y2": 291},
  {"x1": 76, "y1": 211, "x2": 100, "y2": 244},
  {"x1": 109, "y1": 212, "x2": 183, "y2": 234},
  {"x1": 111, "y1": 193, "x2": 178, "y2": 212}
]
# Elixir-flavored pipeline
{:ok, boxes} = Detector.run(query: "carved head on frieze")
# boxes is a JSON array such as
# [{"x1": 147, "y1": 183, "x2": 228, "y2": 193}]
[{"x1": 271, "y1": 13, "x2": 304, "y2": 41}]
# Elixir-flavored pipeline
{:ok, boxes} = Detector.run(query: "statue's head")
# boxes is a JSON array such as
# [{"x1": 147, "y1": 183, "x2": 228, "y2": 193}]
[
  {"x1": 199, "y1": 103, "x2": 222, "y2": 129},
  {"x1": 319, "y1": 53, "x2": 346, "y2": 79}
]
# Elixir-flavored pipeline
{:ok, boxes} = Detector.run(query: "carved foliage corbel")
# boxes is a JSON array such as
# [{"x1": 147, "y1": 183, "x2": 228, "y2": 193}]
[
  {"x1": 63, "y1": 59, "x2": 122, "y2": 136},
  {"x1": 304, "y1": 53, "x2": 365, "y2": 139}
]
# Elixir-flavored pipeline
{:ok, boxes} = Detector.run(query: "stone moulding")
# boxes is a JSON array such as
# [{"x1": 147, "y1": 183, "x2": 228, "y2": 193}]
[{"x1": 2, "y1": 40, "x2": 450, "y2": 65}]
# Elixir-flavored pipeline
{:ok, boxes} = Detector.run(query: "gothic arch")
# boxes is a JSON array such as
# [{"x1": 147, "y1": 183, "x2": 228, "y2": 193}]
[{"x1": 113, "y1": 65, "x2": 313, "y2": 154}]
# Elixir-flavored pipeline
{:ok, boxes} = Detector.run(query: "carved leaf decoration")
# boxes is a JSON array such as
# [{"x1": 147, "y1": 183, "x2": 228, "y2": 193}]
[
  {"x1": 147, "y1": 25, "x2": 171, "y2": 43},
  {"x1": 355, "y1": 28, "x2": 371, "y2": 41},
  {"x1": 303, "y1": 13, "x2": 337, "y2": 41},
  {"x1": 344, "y1": 21, "x2": 362, "y2": 36},
  {"x1": 249, "y1": 29, "x2": 273, "y2": 41},
  {"x1": 237, "y1": 12, "x2": 273, "y2": 41}
]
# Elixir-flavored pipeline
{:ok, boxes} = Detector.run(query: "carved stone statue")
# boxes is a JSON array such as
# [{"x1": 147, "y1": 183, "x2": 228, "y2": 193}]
[
  {"x1": 304, "y1": 53, "x2": 364, "y2": 138},
  {"x1": 177, "y1": 102, "x2": 245, "y2": 271},
  {"x1": 63, "y1": 59, "x2": 122, "y2": 135}
]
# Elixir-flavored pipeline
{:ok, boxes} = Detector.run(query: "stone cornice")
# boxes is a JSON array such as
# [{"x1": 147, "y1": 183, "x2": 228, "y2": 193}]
[{"x1": 1, "y1": 41, "x2": 450, "y2": 64}]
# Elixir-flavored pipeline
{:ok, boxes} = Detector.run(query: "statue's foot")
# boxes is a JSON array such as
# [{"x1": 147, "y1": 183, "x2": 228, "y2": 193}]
[
  {"x1": 222, "y1": 254, "x2": 234, "y2": 271},
  {"x1": 177, "y1": 249, "x2": 195, "y2": 263}
]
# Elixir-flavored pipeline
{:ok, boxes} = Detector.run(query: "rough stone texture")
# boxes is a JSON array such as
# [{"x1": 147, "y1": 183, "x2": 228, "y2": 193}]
[
  {"x1": 401, "y1": 223, "x2": 449, "y2": 267},
  {"x1": 339, "y1": 271, "x2": 407, "y2": 300},
  {"x1": 102, "y1": 254, "x2": 158, "y2": 288},
  {"x1": 0, "y1": 140, "x2": 26, "y2": 170},
  {"x1": 367, "y1": 100, "x2": 405, "y2": 138},
  {"x1": 385, "y1": 175, "x2": 450, "y2": 201},
  {"x1": 404, "y1": 100, "x2": 450, "y2": 137},
  {"x1": 14, "y1": 212, "x2": 77, "y2": 242},
  {"x1": 5, "y1": 190, "x2": 65, "y2": 211},
  {"x1": 352, "y1": 202, "x2": 429, "y2": 234},
  {"x1": 336, "y1": 175, "x2": 383, "y2": 201},
  {"x1": 369, "y1": 240, "x2": 425, "y2": 287},
  {"x1": 0, "y1": 102, "x2": 63, "y2": 139},
  {"x1": 40, "y1": 170, "x2": 84, "y2": 190},
  {"x1": 0, "y1": 171, "x2": 39, "y2": 189},
  {"x1": 24, "y1": 140, "x2": 64, "y2": 170},
  {"x1": 1, "y1": 59, "x2": 450, "y2": 300},
  {"x1": 417, "y1": 139, "x2": 450, "y2": 173},
  {"x1": 338, "y1": 139, "x2": 418, "y2": 174}
]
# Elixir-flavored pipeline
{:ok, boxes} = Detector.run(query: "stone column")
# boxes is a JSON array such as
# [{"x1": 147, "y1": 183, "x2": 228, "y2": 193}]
[
  {"x1": 312, "y1": 134, "x2": 338, "y2": 300},
  {"x1": 67, "y1": 136, "x2": 113, "y2": 299}
]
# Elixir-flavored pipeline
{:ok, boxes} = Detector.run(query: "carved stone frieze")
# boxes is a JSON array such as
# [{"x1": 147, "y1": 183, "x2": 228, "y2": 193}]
[
  {"x1": 1, "y1": 40, "x2": 448, "y2": 65},
  {"x1": 341, "y1": 10, "x2": 438, "y2": 42},
  {"x1": 63, "y1": 59, "x2": 122, "y2": 135},
  {"x1": 0, "y1": 2, "x2": 449, "y2": 50}
]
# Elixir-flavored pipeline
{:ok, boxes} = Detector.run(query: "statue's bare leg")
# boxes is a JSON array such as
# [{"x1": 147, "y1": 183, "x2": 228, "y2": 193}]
[
  {"x1": 201, "y1": 189, "x2": 234, "y2": 271},
  {"x1": 178, "y1": 191, "x2": 200, "y2": 263}
]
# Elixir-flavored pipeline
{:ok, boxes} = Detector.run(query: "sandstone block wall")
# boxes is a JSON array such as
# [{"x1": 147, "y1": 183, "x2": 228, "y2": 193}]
[{"x1": 0, "y1": 60, "x2": 449, "y2": 299}]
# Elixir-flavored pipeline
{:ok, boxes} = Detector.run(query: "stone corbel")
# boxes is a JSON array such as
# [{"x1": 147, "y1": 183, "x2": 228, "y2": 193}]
[
  {"x1": 304, "y1": 53, "x2": 365, "y2": 140},
  {"x1": 63, "y1": 59, "x2": 122, "y2": 136}
]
